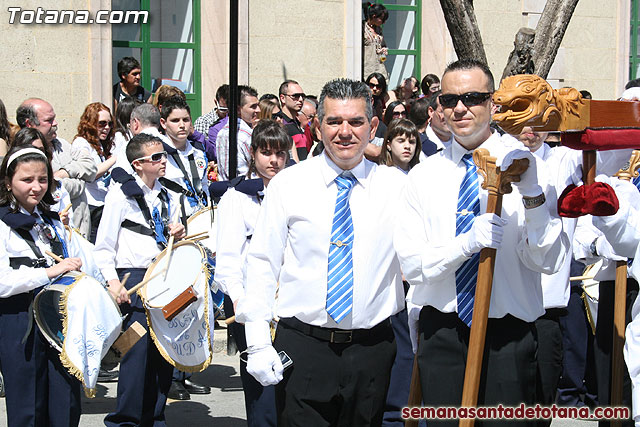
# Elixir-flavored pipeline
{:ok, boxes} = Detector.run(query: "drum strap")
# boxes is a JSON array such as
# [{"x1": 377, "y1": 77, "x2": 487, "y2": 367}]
[
  {"x1": 121, "y1": 190, "x2": 170, "y2": 249},
  {"x1": 162, "y1": 142, "x2": 207, "y2": 208}
]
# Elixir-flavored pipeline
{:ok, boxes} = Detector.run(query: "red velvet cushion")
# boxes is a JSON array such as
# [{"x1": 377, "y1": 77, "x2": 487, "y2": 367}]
[
  {"x1": 562, "y1": 129, "x2": 640, "y2": 151},
  {"x1": 557, "y1": 182, "x2": 619, "y2": 217}
]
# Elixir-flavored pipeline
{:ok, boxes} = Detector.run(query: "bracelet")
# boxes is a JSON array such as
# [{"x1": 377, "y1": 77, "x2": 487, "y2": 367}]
[{"x1": 522, "y1": 193, "x2": 546, "y2": 209}]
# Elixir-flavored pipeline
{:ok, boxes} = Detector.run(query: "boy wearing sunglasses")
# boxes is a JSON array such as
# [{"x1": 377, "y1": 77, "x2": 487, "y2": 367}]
[
  {"x1": 94, "y1": 133, "x2": 185, "y2": 426},
  {"x1": 395, "y1": 59, "x2": 568, "y2": 421}
]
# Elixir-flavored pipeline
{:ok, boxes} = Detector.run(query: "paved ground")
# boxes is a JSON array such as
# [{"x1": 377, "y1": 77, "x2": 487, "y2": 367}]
[{"x1": 0, "y1": 323, "x2": 602, "y2": 426}]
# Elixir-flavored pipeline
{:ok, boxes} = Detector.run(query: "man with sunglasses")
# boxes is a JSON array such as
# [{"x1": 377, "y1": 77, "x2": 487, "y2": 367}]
[
  {"x1": 279, "y1": 80, "x2": 312, "y2": 161},
  {"x1": 395, "y1": 59, "x2": 569, "y2": 422}
]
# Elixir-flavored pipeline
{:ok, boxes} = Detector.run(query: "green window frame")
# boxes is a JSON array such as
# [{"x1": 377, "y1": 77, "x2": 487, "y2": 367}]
[
  {"x1": 112, "y1": 0, "x2": 202, "y2": 118},
  {"x1": 632, "y1": 0, "x2": 640, "y2": 80},
  {"x1": 375, "y1": 0, "x2": 422, "y2": 81}
]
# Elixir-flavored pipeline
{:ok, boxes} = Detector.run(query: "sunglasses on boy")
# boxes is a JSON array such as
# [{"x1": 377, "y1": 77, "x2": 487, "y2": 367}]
[
  {"x1": 438, "y1": 92, "x2": 492, "y2": 109},
  {"x1": 133, "y1": 151, "x2": 168, "y2": 164}
]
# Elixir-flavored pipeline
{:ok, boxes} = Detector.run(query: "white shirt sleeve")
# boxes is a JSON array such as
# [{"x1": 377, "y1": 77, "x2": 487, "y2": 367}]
[{"x1": 94, "y1": 188, "x2": 126, "y2": 282}]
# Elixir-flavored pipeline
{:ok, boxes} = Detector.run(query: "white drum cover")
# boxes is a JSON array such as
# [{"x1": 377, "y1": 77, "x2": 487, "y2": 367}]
[{"x1": 141, "y1": 241, "x2": 215, "y2": 372}]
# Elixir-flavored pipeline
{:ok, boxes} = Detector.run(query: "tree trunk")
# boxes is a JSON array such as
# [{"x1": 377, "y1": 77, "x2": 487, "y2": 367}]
[
  {"x1": 501, "y1": 27, "x2": 536, "y2": 80},
  {"x1": 532, "y1": 0, "x2": 580, "y2": 78},
  {"x1": 439, "y1": 0, "x2": 487, "y2": 63}
]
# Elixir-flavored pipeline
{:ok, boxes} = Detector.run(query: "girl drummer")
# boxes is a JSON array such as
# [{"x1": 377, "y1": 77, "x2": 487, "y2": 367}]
[
  {"x1": 215, "y1": 119, "x2": 291, "y2": 426},
  {"x1": 0, "y1": 144, "x2": 83, "y2": 426}
]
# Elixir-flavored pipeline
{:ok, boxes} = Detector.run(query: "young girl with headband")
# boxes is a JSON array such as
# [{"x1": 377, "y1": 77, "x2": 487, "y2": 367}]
[{"x1": 0, "y1": 146, "x2": 83, "y2": 426}]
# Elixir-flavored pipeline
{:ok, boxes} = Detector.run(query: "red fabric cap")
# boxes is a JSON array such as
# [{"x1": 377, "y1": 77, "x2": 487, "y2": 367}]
[
  {"x1": 562, "y1": 129, "x2": 640, "y2": 151},
  {"x1": 557, "y1": 182, "x2": 619, "y2": 217}
]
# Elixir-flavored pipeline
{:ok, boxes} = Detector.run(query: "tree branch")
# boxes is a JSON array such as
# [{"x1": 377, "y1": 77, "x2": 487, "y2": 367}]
[
  {"x1": 532, "y1": 0, "x2": 580, "y2": 78},
  {"x1": 439, "y1": 0, "x2": 488, "y2": 63}
]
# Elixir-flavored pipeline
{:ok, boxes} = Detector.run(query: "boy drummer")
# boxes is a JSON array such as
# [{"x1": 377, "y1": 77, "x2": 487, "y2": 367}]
[{"x1": 94, "y1": 133, "x2": 185, "y2": 426}]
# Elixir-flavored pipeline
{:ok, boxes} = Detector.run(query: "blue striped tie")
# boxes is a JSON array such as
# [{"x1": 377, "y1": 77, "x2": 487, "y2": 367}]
[
  {"x1": 456, "y1": 154, "x2": 481, "y2": 327},
  {"x1": 327, "y1": 173, "x2": 357, "y2": 323}
]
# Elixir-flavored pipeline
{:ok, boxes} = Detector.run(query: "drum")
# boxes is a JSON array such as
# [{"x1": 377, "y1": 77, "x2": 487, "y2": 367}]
[
  {"x1": 141, "y1": 240, "x2": 215, "y2": 372},
  {"x1": 186, "y1": 205, "x2": 217, "y2": 253},
  {"x1": 581, "y1": 260, "x2": 602, "y2": 334},
  {"x1": 33, "y1": 271, "x2": 122, "y2": 397}
]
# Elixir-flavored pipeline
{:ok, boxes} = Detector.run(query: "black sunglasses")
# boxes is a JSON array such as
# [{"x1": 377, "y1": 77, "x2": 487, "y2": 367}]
[
  {"x1": 439, "y1": 92, "x2": 492, "y2": 108},
  {"x1": 98, "y1": 120, "x2": 114, "y2": 127}
]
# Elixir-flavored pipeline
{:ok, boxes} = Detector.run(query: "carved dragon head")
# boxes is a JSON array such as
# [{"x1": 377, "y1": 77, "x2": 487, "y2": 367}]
[{"x1": 492, "y1": 74, "x2": 558, "y2": 135}]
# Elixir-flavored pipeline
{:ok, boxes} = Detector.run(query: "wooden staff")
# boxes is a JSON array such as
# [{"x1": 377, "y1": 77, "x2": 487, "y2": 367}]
[
  {"x1": 459, "y1": 149, "x2": 529, "y2": 427},
  {"x1": 609, "y1": 150, "x2": 640, "y2": 422},
  {"x1": 405, "y1": 352, "x2": 422, "y2": 427}
]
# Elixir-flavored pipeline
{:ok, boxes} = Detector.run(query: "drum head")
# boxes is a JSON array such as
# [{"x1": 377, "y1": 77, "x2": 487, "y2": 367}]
[
  {"x1": 186, "y1": 206, "x2": 217, "y2": 253},
  {"x1": 143, "y1": 241, "x2": 207, "y2": 307},
  {"x1": 33, "y1": 285, "x2": 66, "y2": 352}
]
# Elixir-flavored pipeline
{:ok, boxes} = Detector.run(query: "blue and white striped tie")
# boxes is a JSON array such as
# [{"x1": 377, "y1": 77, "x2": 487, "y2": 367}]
[
  {"x1": 456, "y1": 154, "x2": 481, "y2": 327},
  {"x1": 327, "y1": 173, "x2": 357, "y2": 323}
]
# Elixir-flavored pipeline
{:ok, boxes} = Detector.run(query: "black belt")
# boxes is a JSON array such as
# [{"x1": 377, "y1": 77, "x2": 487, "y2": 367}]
[{"x1": 278, "y1": 316, "x2": 391, "y2": 344}]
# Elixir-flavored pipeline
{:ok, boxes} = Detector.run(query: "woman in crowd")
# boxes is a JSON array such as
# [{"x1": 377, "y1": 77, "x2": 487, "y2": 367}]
[
  {"x1": 365, "y1": 72, "x2": 393, "y2": 121},
  {"x1": 72, "y1": 102, "x2": 117, "y2": 242},
  {"x1": 113, "y1": 95, "x2": 140, "y2": 148},
  {"x1": 382, "y1": 100, "x2": 408, "y2": 127},
  {"x1": 0, "y1": 99, "x2": 14, "y2": 162},
  {"x1": 363, "y1": 3, "x2": 389, "y2": 80},
  {"x1": 421, "y1": 73, "x2": 441, "y2": 100},
  {"x1": 396, "y1": 76, "x2": 420, "y2": 102},
  {"x1": 378, "y1": 118, "x2": 421, "y2": 173},
  {"x1": 0, "y1": 145, "x2": 84, "y2": 426},
  {"x1": 215, "y1": 119, "x2": 292, "y2": 427}
]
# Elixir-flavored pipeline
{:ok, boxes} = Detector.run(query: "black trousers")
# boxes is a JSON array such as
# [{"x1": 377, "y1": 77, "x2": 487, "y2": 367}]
[
  {"x1": 104, "y1": 268, "x2": 173, "y2": 427},
  {"x1": 593, "y1": 279, "x2": 638, "y2": 426},
  {"x1": 418, "y1": 306, "x2": 537, "y2": 426},
  {"x1": 556, "y1": 282, "x2": 598, "y2": 408},
  {"x1": 273, "y1": 317, "x2": 396, "y2": 427},
  {"x1": 0, "y1": 291, "x2": 81, "y2": 427},
  {"x1": 228, "y1": 317, "x2": 277, "y2": 427},
  {"x1": 88, "y1": 204, "x2": 104, "y2": 244},
  {"x1": 534, "y1": 309, "x2": 565, "y2": 427}
]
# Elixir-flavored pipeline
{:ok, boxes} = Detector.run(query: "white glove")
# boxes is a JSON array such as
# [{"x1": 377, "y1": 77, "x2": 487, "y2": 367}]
[
  {"x1": 461, "y1": 213, "x2": 507, "y2": 256},
  {"x1": 407, "y1": 303, "x2": 421, "y2": 354},
  {"x1": 499, "y1": 149, "x2": 542, "y2": 197},
  {"x1": 593, "y1": 235, "x2": 626, "y2": 262},
  {"x1": 246, "y1": 345, "x2": 284, "y2": 386}
]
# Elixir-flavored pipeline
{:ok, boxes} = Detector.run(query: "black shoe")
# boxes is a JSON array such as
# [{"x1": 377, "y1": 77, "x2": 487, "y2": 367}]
[
  {"x1": 97, "y1": 369, "x2": 119, "y2": 383},
  {"x1": 168, "y1": 381, "x2": 190, "y2": 400},
  {"x1": 183, "y1": 379, "x2": 211, "y2": 394}
]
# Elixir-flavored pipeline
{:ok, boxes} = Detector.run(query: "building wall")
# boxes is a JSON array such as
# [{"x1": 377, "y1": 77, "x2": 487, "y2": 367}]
[
  {"x1": 421, "y1": 0, "x2": 629, "y2": 100},
  {"x1": 0, "y1": 0, "x2": 111, "y2": 142},
  {"x1": 247, "y1": 0, "x2": 347, "y2": 99}
]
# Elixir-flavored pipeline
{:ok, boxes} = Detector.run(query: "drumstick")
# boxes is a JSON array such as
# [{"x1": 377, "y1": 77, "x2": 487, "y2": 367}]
[
  {"x1": 45, "y1": 250, "x2": 64, "y2": 263},
  {"x1": 120, "y1": 272, "x2": 131, "y2": 289},
  {"x1": 126, "y1": 268, "x2": 168, "y2": 296},
  {"x1": 185, "y1": 231, "x2": 208, "y2": 241},
  {"x1": 163, "y1": 210, "x2": 181, "y2": 280},
  {"x1": 60, "y1": 204, "x2": 72, "y2": 215},
  {"x1": 569, "y1": 274, "x2": 596, "y2": 282}
]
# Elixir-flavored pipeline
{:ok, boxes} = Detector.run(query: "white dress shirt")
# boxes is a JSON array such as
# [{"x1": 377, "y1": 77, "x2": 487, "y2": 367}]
[
  {"x1": 237, "y1": 153, "x2": 406, "y2": 348},
  {"x1": 163, "y1": 139, "x2": 209, "y2": 217},
  {"x1": 426, "y1": 124, "x2": 453, "y2": 151},
  {"x1": 94, "y1": 174, "x2": 180, "y2": 282},
  {"x1": 534, "y1": 143, "x2": 576, "y2": 309},
  {"x1": 215, "y1": 119, "x2": 252, "y2": 181},
  {"x1": 0, "y1": 207, "x2": 76, "y2": 297},
  {"x1": 214, "y1": 186, "x2": 262, "y2": 303},
  {"x1": 394, "y1": 132, "x2": 569, "y2": 322}
]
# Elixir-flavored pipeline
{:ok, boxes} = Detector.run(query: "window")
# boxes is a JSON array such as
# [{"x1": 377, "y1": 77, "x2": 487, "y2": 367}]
[
  {"x1": 374, "y1": 0, "x2": 422, "y2": 89},
  {"x1": 631, "y1": 0, "x2": 640, "y2": 80},
  {"x1": 112, "y1": 0, "x2": 202, "y2": 117}
]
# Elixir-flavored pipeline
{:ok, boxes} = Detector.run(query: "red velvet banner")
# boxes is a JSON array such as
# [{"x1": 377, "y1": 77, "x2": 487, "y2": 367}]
[{"x1": 561, "y1": 128, "x2": 640, "y2": 151}]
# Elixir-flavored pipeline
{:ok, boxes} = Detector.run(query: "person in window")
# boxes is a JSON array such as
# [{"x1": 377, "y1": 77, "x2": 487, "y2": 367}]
[
  {"x1": 363, "y1": 3, "x2": 389, "y2": 81},
  {"x1": 113, "y1": 57, "x2": 152, "y2": 112}
]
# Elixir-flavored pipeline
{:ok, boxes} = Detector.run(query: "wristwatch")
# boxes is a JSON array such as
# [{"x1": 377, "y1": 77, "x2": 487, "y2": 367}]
[{"x1": 522, "y1": 193, "x2": 546, "y2": 209}]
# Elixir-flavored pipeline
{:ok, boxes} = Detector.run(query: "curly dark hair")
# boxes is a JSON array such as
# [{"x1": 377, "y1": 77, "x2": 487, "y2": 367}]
[{"x1": 74, "y1": 102, "x2": 115, "y2": 158}]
